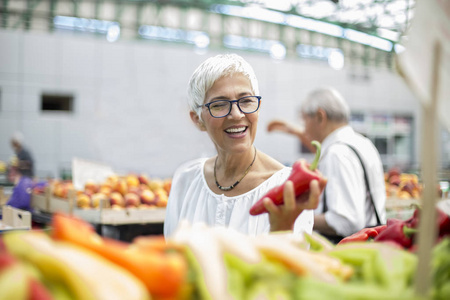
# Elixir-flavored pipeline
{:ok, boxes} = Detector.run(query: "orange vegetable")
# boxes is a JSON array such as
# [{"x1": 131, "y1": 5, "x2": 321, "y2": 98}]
[{"x1": 51, "y1": 213, "x2": 189, "y2": 299}]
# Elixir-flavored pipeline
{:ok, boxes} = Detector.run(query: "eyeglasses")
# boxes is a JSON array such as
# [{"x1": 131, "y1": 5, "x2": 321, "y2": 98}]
[{"x1": 200, "y1": 96, "x2": 262, "y2": 118}]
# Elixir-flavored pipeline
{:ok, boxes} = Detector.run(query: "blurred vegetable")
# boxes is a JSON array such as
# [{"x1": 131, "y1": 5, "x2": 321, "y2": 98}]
[
  {"x1": 338, "y1": 226, "x2": 386, "y2": 245},
  {"x1": 328, "y1": 242, "x2": 417, "y2": 294},
  {"x1": 3, "y1": 231, "x2": 149, "y2": 300},
  {"x1": 431, "y1": 237, "x2": 450, "y2": 300},
  {"x1": 374, "y1": 222, "x2": 417, "y2": 249},
  {"x1": 51, "y1": 213, "x2": 189, "y2": 300}
]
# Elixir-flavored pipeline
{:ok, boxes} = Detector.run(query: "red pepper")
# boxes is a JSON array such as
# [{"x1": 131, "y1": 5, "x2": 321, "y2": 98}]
[
  {"x1": 373, "y1": 221, "x2": 417, "y2": 248},
  {"x1": 338, "y1": 227, "x2": 383, "y2": 245},
  {"x1": 372, "y1": 225, "x2": 388, "y2": 234},
  {"x1": 386, "y1": 218, "x2": 404, "y2": 227},
  {"x1": 410, "y1": 207, "x2": 450, "y2": 236},
  {"x1": 249, "y1": 141, "x2": 323, "y2": 216}
]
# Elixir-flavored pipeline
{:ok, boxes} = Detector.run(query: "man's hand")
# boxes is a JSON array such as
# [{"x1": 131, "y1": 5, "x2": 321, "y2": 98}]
[{"x1": 267, "y1": 120, "x2": 295, "y2": 134}]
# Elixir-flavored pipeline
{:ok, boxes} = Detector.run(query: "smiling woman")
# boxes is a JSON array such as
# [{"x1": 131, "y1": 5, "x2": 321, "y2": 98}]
[{"x1": 163, "y1": 53, "x2": 326, "y2": 238}]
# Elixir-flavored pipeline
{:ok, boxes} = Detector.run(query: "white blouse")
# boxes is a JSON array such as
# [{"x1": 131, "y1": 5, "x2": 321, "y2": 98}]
[{"x1": 164, "y1": 158, "x2": 314, "y2": 237}]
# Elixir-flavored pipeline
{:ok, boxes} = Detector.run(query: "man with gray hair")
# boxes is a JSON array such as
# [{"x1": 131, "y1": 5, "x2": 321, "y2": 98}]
[
  {"x1": 10, "y1": 131, "x2": 34, "y2": 178},
  {"x1": 267, "y1": 87, "x2": 386, "y2": 243}
]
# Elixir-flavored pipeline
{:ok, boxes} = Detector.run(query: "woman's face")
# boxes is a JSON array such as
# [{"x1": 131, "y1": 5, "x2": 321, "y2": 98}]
[{"x1": 198, "y1": 73, "x2": 259, "y2": 155}]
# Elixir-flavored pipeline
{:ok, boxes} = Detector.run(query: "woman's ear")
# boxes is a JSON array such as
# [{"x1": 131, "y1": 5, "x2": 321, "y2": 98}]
[{"x1": 190, "y1": 111, "x2": 206, "y2": 131}]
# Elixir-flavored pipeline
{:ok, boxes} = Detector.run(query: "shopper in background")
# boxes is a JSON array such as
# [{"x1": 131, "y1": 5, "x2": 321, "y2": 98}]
[
  {"x1": 267, "y1": 87, "x2": 386, "y2": 243},
  {"x1": 10, "y1": 131, "x2": 34, "y2": 179},
  {"x1": 5, "y1": 166, "x2": 34, "y2": 211},
  {"x1": 164, "y1": 54, "x2": 326, "y2": 238}
]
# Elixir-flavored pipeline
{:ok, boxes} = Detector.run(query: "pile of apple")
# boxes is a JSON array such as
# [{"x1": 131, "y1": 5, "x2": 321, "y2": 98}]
[
  {"x1": 385, "y1": 167, "x2": 422, "y2": 199},
  {"x1": 75, "y1": 174, "x2": 171, "y2": 209},
  {"x1": 50, "y1": 180, "x2": 74, "y2": 198}
]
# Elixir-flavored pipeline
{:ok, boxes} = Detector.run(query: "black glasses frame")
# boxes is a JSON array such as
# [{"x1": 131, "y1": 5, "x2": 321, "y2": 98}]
[{"x1": 201, "y1": 96, "x2": 262, "y2": 118}]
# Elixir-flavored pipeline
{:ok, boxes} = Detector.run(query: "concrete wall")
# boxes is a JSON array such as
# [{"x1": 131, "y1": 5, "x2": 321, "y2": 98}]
[{"x1": 0, "y1": 29, "x2": 421, "y2": 179}]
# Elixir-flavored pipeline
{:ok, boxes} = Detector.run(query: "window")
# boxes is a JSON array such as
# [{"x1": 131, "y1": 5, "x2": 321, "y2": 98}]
[{"x1": 41, "y1": 94, "x2": 73, "y2": 112}]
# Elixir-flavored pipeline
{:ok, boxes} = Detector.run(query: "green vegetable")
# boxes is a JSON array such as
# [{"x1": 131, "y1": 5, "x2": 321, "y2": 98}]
[
  {"x1": 225, "y1": 253, "x2": 297, "y2": 300},
  {"x1": 327, "y1": 242, "x2": 417, "y2": 293},
  {"x1": 431, "y1": 237, "x2": 450, "y2": 300}
]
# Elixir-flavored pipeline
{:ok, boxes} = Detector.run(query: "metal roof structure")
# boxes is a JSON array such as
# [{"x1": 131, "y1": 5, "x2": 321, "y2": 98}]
[{"x1": 0, "y1": 0, "x2": 416, "y2": 69}]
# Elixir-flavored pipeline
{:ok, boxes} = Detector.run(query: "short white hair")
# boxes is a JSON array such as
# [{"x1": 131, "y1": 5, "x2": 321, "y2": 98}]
[
  {"x1": 11, "y1": 131, "x2": 24, "y2": 145},
  {"x1": 187, "y1": 53, "x2": 260, "y2": 121},
  {"x1": 301, "y1": 87, "x2": 350, "y2": 123}
]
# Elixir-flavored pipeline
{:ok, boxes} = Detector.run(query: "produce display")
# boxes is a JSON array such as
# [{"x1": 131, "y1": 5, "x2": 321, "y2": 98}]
[
  {"x1": 38, "y1": 174, "x2": 171, "y2": 210},
  {"x1": 1, "y1": 211, "x2": 449, "y2": 300},
  {"x1": 338, "y1": 207, "x2": 450, "y2": 250},
  {"x1": 385, "y1": 167, "x2": 422, "y2": 200}
]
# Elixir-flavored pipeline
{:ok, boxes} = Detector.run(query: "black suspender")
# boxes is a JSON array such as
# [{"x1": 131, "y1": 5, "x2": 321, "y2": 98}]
[{"x1": 322, "y1": 143, "x2": 382, "y2": 226}]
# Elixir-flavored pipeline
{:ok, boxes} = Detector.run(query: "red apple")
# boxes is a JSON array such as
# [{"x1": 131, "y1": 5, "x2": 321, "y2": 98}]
[
  {"x1": 113, "y1": 179, "x2": 128, "y2": 195},
  {"x1": 84, "y1": 181, "x2": 99, "y2": 194},
  {"x1": 138, "y1": 174, "x2": 150, "y2": 185},
  {"x1": 388, "y1": 175, "x2": 401, "y2": 186},
  {"x1": 140, "y1": 189, "x2": 156, "y2": 205},
  {"x1": 109, "y1": 192, "x2": 125, "y2": 207},
  {"x1": 124, "y1": 193, "x2": 141, "y2": 208},
  {"x1": 163, "y1": 179, "x2": 172, "y2": 195},
  {"x1": 154, "y1": 188, "x2": 168, "y2": 207}
]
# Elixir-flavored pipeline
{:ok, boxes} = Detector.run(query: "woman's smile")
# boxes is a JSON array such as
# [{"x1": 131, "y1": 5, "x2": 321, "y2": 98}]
[{"x1": 224, "y1": 125, "x2": 248, "y2": 137}]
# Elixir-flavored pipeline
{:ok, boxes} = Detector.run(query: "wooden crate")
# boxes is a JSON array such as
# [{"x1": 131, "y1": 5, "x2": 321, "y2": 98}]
[
  {"x1": 0, "y1": 205, "x2": 31, "y2": 232},
  {"x1": 31, "y1": 190, "x2": 166, "y2": 225}
]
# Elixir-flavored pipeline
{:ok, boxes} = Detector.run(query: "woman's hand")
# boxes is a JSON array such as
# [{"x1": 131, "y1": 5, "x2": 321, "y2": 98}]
[{"x1": 265, "y1": 178, "x2": 327, "y2": 232}]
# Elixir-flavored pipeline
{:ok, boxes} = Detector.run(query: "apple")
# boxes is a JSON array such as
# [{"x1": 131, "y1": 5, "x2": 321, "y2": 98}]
[
  {"x1": 388, "y1": 175, "x2": 401, "y2": 186},
  {"x1": 138, "y1": 174, "x2": 150, "y2": 185},
  {"x1": 113, "y1": 179, "x2": 128, "y2": 195},
  {"x1": 139, "y1": 183, "x2": 150, "y2": 191},
  {"x1": 106, "y1": 175, "x2": 119, "y2": 188},
  {"x1": 76, "y1": 193, "x2": 91, "y2": 208},
  {"x1": 148, "y1": 179, "x2": 164, "y2": 191},
  {"x1": 124, "y1": 193, "x2": 141, "y2": 208},
  {"x1": 91, "y1": 193, "x2": 108, "y2": 208},
  {"x1": 140, "y1": 189, "x2": 156, "y2": 205},
  {"x1": 53, "y1": 182, "x2": 70, "y2": 198},
  {"x1": 388, "y1": 167, "x2": 401, "y2": 179},
  {"x1": 128, "y1": 185, "x2": 140, "y2": 195},
  {"x1": 109, "y1": 192, "x2": 125, "y2": 207},
  {"x1": 126, "y1": 175, "x2": 140, "y2": 188},
  {"x1": 163, "y1": 179, "x2": 172, "y2": 195},
  {"x1": 84, "y1": 181, "x2": 99, "y2": 194},
  {"x1": 154, "y1": 188, "x2": 168, "y2": 207},
  {"x1": 99, "y1": 185, "x2": 113, "y2": 197},
  {"x1": 400, "y1": 181, "x2": 415, "y2": 197}
]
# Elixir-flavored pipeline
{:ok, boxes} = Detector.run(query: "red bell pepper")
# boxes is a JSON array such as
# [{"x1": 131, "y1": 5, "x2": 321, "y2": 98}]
[
  {"x1": 337, "y1": 225, "x2": 387, "y2": 245},
  {"x1": 409, "y1": 207, "x2": 450, "y2": 237},
  {"x1": 373, "y1": 221, "x2": 417, "y2": 248},
  {"x1": 249, "y1": 141, "x2": 323, "y2": 216},
  {"x1": 338, "y1": 228, "x2": 379, "y2": 245}
]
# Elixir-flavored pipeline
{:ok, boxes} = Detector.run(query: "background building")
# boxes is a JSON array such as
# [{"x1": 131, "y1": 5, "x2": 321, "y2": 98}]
[{"x1": 0, "y1": 0, "x2": 448, "y2": 179}]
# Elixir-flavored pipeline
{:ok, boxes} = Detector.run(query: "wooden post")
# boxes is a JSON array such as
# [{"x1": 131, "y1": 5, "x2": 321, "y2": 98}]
[{"x1": 414, "y1": 41, "x2": 442, "y2": 296}]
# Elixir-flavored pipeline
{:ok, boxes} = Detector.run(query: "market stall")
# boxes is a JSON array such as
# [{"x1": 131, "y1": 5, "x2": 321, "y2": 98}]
[
  {"x1": 1, "y1": 0, "x2": 449, "y2": 299},
  {"x1": 27, "y1": 158, "x2": 170, "y2": 240}
]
